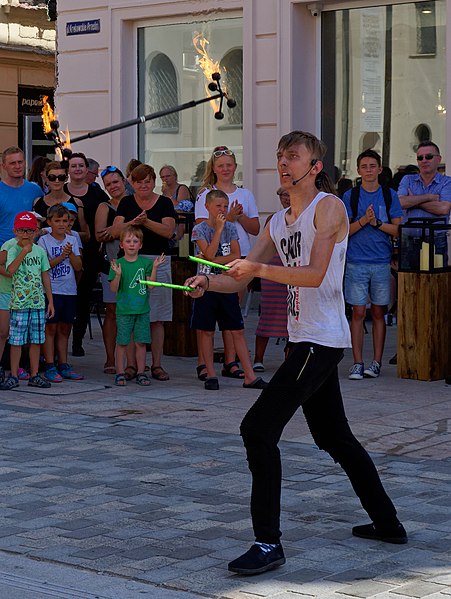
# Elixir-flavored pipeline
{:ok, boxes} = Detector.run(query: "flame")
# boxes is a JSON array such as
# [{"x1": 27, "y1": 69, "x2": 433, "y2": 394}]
[
  {"x1": 62, "y1": 126, "x2": 71, "y2": 150},
  {"x1": 193, "y1": 33, "x2": 224, "y2": 112},
  {"x1": 41, "y1": 95, "x2": 55, "y2": 135}
]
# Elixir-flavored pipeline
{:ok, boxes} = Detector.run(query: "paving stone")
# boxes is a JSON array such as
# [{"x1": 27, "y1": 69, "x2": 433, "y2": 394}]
[{"x1": 391, "y1": 582, "x2": 449, "y2": 597}]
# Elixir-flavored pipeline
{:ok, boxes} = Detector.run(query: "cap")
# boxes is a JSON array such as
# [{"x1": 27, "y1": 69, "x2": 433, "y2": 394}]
[
  {"x1": 62, "y1": 202, "x2": 78, "y2": 214},
  {"x1": 30, "y1": 211, "x2": 46, "y2": 222},
  {"x1": 14, "y1": 211, "x2": 38, "y2": 230}
]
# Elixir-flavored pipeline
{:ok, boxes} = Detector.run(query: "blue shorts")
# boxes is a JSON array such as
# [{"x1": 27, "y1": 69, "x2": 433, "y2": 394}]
[
  {"x1": 344, "y1": 262, "x2": 391, "y2": 306},
  {"x1": 190, "y1": 291, "x2": 244, "y2": 332},
  {"x1": 47, "y1": 294, "x2": 77, "y2": 324},
  {"x1": 9, "y1": 308, "x2": 46, "y2": 345},
  {"x1": 0, "y1": 292, "x2": 10, "y2": 311}
]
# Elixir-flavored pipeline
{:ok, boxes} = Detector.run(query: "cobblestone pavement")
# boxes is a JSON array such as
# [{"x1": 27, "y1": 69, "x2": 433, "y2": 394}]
[{"x1": 0, "y1": 313, "x2": 449, "y2": 598}]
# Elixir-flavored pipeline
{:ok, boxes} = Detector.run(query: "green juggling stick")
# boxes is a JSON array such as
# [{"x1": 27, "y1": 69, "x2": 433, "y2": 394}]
[
  {"x1": 188, "y1": 255, "x2": 230, "y2": 270},
  {"x1": 139, "y1": 280, "x2": 195, "y2": 292}
]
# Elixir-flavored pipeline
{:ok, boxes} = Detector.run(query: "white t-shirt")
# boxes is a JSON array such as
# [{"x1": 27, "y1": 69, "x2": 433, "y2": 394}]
[
  {"x1": 194, "y1": 187, "x2": 259, "y2": 256},
  {"x1": 38, "y1": 233, "x2": 81, "y2": 295},
  {"x1": 269, "y1": 192, "x2": 351, "y2": 348}
]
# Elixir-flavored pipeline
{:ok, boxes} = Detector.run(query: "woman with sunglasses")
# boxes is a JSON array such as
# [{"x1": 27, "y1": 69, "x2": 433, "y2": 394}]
[
  {"x1": 111, "y1": 163, "x2": 176, "y2": 381},
  {"x1": 33, "y1": 161, "x2": 89, "y2": 241},
  {"x1": 194, "y1": 146, "x2": 260, "y2": 381},
  {"x1": 95, "y1": 166, "x2": 132, "y2": 375}
]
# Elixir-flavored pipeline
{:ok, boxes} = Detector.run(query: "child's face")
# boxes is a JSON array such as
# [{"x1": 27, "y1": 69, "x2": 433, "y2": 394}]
[
  {"x1": 14, "y1": 227, "x2": 37, "y2": 245},
  {"x1": 48, "y1": 214, "x2": 70, "y2": 236},
  {"x1": 206, "y1": 197, "x2": 229, "y2": 219},
  {"x1": 120, "y1": 234, "x2": 142, "y2": 255},
  {"x1": 67, "y1": 213, "x2": 77, "y2": 230}
]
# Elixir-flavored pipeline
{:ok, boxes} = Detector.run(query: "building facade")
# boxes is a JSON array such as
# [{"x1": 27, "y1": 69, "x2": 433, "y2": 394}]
[
  {"x1": 55, "y1": 0, "x2": 450, "y2": 216},
  {"x1": 0, "y1": 0, "x2": 55, "y2": 166}
]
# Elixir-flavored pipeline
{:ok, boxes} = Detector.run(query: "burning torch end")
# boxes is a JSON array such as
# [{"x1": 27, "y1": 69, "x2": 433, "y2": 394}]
[
  {"x1": 212, "y1": 72, "x2": 221, "y2": 81},
  {"x1": 226, "y1": 98, "x2": 237, "y2": 109},
  {"x1": 214, "y1": 111, "x2": 225, "y2": 120},
  {"x1": 208, "y1": 82, "x2": 218, "y2": 92},
  {"x1": 50, "y1": 120, "x2": 60, "y2": 131},
  {"x1": 62, "y1": 148, "x2": 73, "y2": 160}
]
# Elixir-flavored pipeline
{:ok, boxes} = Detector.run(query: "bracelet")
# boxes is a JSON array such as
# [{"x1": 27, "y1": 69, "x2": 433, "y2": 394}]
[
  {"x1": 199, "y1": 273, "x2": 210, "y2": 290},
  {"x1": 358, "y1": 219, "x2": 364, "y2": 228}
]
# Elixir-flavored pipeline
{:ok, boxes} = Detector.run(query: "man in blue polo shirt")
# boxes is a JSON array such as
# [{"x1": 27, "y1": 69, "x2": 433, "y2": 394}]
[
  {"x1": 398, "y1": 141, "x2": 451, "y2": 220},
  {"x1": 343, "y1": 150, "x2": 403, "y2": 381}
]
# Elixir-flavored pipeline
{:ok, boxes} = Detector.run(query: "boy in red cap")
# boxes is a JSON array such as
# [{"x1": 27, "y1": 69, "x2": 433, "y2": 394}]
[{"x1": 0, "y1": 212, "x2": 54, "y2": 390}]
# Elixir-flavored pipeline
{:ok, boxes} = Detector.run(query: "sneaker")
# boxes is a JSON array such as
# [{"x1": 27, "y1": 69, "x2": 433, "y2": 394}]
[
  {"x1": 58, "y1": 363, "x2": 84, "y2": 380},
  {"x1": 43, "y1": 366, "x2": 63, "y2": 383},
  {"x1": 348, "y1": 362, "x2": 364, "y2": 380},
  {"x1": 352, "y1": 522, "x2": 407, "y2": 544},
  {"x1": 17, "y1": 367, "x2": 30, "y2": 381},
  {"x1": 72, "y1": 346, "x2": 85, "y2": 357},
  {"x1": 364, "y1": 360, "x2": 381, "y2": 378},
  {"x1": 28, "y1": 374, "x2": 51, "y2": 389},
  {"x1": 0, "y1": 375, "x2": 19, "y2": 391},
  {"x1": 228, "y1": 543, "x2": 286, "y2": 575}
]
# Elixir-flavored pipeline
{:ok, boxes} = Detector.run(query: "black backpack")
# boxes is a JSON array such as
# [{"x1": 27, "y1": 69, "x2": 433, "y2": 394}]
[{"x1": 350, "y1": 185, "x2": 392, "y2": 224}]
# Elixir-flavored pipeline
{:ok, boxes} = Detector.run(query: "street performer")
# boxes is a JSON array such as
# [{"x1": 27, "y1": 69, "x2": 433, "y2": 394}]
[{"x1": 185, "y1": 131, "x2": 407, "y2": 576}]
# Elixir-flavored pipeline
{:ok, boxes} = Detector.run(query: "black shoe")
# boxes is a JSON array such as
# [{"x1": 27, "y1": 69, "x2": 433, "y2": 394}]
[
  {"x1": 243, "y1": 377, "x2": 268, "y2": 389},
  {"x1": 204, "y1": 377, "x2": 219, "y2": 391},
  {"x1": 72, "y1": 346, "x2": 85, "y2": 357},
  {"x1": 388, "y1": 353, "x2": 397, "y2": 365},
  {"x1": 228, "y1": 543, "x2": 285, "y2": 575},
  {"x1": 352, "y1": 522, "x2": 407, "y2": 544}
]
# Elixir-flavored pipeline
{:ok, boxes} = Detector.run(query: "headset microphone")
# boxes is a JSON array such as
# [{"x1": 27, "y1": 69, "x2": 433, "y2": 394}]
[{"x1": 292, "y1": 159, "x2": 318, "y2": 186}]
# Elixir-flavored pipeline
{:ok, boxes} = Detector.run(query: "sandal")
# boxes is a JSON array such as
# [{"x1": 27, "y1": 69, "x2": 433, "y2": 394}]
[
  {"x1": 204, "y1": 377, "x2": 219, "y2": 390},
  {"x1": 221, "y1": 361, "x2": 245, "y2": 379},
  {"x1": 136, "y1": 373, "x2": 151, "y2": 386},
  {"x1": 124, "y1": 366, "x2": 137, "y2": 381},
  {"x1": 103, "y1": 365, "x2": 116, "y2": 375},
  {"x1": 151, "y1": 366, "x2": 170, "y2": 381},
  {"x1": 196, "y1": 364, "x2": 208, "y2": 381},
  {"x1": 115, "y1": 373, "x2": 127, "y2": 386},
  {"x1": 28, "y1": 374, "x2": 51, "y2": 389},
  {"x1": 243, "y1": 377, "x2": 269, "y2": 390}
]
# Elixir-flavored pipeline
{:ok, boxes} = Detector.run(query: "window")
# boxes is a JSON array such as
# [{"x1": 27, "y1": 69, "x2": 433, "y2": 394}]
[
  {"x1": 138, "y1": 18, "x2": 243, "y2": 192},
  {"x1": 415, "y1": 2, "x2": 437, "y2": 56},
  {"x1": 147, "y1": 54, "x2": 179, "y2": 132}
]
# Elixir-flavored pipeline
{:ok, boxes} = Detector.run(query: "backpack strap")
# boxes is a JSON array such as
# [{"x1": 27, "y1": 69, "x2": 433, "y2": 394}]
[
  {"x1": 350, "y1": 185, "x2": 393, "y2": 224},
  {"x1": 381, "y1": 186, "x2": 392, "y2": 224},
  {"x1": 350, "y1": 186, "x2": 360, "y2": 222}
]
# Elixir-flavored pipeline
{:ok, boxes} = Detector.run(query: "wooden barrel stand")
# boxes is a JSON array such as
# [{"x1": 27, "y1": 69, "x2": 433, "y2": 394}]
[{"x1": 397, "y1": 272, "x2": 451, "y2": 380}]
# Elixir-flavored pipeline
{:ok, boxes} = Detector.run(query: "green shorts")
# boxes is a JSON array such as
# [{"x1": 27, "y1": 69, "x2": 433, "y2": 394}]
[{"x1": 116, "y1": 313, "x2": 151, "y2": 345}]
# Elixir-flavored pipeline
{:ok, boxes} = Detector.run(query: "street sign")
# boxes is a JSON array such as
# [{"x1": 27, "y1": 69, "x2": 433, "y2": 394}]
[{"x1": 66, "y1": 20, "x2": 101, "y2": 36}]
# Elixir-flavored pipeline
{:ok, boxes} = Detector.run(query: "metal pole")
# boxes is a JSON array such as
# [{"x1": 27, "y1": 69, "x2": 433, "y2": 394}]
[{"x1": 69, "y1": 93, "x2": 223, "y2": 144}]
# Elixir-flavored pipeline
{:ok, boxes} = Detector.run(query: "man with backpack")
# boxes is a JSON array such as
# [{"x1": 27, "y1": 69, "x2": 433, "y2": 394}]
[{"x1": 343, "y1": 150, "x2": 402, "y2": 380}]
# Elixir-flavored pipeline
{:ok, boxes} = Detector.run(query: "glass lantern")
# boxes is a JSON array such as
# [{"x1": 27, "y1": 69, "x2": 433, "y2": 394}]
[{"x1": 398, "y1": 218, "x2": 451, "y2": 273}]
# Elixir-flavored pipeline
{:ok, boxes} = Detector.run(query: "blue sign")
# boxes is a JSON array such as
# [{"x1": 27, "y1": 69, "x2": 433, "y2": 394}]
[{"x1": 66, "y1": 20, "x2": 101, "y2": 36}]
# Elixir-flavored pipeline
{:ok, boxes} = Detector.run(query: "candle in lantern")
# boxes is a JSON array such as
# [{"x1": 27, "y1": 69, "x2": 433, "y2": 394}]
[
  {"x1": 420, "y1": 242, "x2": 429, "y2": 270},
  {"x1": 434, "y1": 253, "x2": 444, "y2": 268}
]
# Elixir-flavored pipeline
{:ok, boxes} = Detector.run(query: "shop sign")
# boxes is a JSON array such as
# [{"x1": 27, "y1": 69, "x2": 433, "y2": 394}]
[
  {"x1": 18, "y1": 87, "x2": 53, "y2": 115},
  {"x1": 66, "y1": 20, "x2": 101, "y2": 36}
]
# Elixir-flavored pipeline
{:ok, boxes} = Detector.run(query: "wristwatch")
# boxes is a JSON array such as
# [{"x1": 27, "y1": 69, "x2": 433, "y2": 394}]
[{"x1": 373, "y1": 219, "x2": 383, "y2": 229}]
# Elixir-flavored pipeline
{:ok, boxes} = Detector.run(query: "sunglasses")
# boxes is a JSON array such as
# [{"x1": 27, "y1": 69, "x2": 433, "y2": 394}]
[
  {"x1": 47, "y1": 174, "x2": 67, "y2": 182},
  {"x1": 213, "y1": 148, "x2": 234, "y2": 158},
  {"x1": 417, "y1": 153, "x2": 439, "y2": 161},
  {"x1": 101, "y1": 165, "x2": 119, "y2": 177},
  {"x1": 16, "y1": 228, "x2": 36, "y2": 234}
]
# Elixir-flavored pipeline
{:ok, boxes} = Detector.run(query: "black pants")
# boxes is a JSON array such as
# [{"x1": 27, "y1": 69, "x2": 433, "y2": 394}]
[
  {"x1": 72, "y1": 266, "x2": 99, "y2": 349},
  {"x1": 240, "y1": 342, "x2": 398, "y2": 544}
]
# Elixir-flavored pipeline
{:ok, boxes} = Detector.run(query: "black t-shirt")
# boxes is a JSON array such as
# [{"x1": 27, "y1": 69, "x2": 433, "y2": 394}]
[
  {"x1": 64, "y1": 183, "x2": 109, "y2": 250},
  {"x1": 116, "y1": 194, "x2": 176, "y2": 255},
  {"x1": 33, "y1": 196, "x2": 79, "y2": 227}
]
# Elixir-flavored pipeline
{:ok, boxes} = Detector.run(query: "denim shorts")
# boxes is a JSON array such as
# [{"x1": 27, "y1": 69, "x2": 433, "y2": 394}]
[{"x1": 344, "y1": 262, "x2": 391, "y2": 306}]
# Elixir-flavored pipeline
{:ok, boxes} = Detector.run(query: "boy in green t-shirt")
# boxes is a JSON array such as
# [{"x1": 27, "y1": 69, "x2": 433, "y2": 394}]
[
  {"x1": 109, "y1": 225, "x2": 164, "y2": 386},
  {"x1": 0, "y1": 212, "x2": 54, "y2": 390}
]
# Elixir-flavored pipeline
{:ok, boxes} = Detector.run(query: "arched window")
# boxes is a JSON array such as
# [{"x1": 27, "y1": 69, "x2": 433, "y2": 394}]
[
  {"x1": 220, "y1": 48, "x2": 243, "y2": 127},
  {"x1": 148, "y1": 53, "x2": 179, "y2": 131}
]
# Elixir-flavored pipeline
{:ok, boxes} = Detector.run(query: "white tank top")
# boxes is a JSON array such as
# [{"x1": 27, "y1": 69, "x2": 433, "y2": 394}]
[{"x1": 269, "y1": 191, "x2": 351, "y2": 348}]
